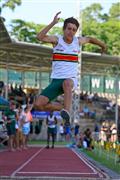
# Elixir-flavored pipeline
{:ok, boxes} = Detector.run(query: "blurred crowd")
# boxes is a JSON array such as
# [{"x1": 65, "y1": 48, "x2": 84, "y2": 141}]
[{"x1": 0, "y1": 82, "x2": 119, "y2": 154}]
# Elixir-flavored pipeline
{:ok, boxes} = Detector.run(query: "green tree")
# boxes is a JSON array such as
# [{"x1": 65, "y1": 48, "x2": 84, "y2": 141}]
[
  {"x1": 6, "y1": 2, "x2": 120, "y2": 55},
  {"x1": 10, "y1": 19, "x2": 62, "y2": 45},
  {"x1": 11, "y1": 19, "x2": 42, "y2": 43},
  {"x1": 0, "y1": 0, "x2": 21, "y2": 14},
  {"x1": 82, "y1": 3, "x2": 103, "y2": 22},
  {"x1": 109, "y1": 2, "x2": 120, "y2": 19},
  {"x1": 82, "y1": 3, "x2": 120, "y2": 56}
]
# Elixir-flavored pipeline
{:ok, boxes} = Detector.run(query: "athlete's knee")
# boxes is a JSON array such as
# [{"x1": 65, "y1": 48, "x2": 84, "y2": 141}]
[
  {"x1": 63, "y1": 79, "x2": 73, "y2": 92},
  {"x1": 34, "y1": 95, "x2": 49, "y2": 110}
]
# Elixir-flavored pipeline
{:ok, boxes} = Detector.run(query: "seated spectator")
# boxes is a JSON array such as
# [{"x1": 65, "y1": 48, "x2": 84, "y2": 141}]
[
  {"x1": 79, "y1": 107, "x2": 84, "y2": 117},
  {"x1": 83, "y1": 105, "x2": 89, "y2": 117},
  {"x1": 83, "y1": 91, "x2": 88, "y2": 101},
  {"x1": 83, "y1": 128, "x2": 93, "y2": 150},
  {"x1": 106, "y1": 101, "x2": 114, "y2": 111},
  {"x1": 87, "y1": 93, "x2": 94, "y2": 103},
  {"x1": 93, "y1": 93, "x2": 99, "y2": 102},
  {"x1": 89, "y1": 109, "x2": 96, "y2": 119},
  {"x1": 0, "y1": 119, "x2": 9, "y2": 146},
  {"x1": 77, "y1": 132, "x2": 84, "y2": 148},
  {"x1": 80, "y1": 91, "x2": 84, "y2": 101}
]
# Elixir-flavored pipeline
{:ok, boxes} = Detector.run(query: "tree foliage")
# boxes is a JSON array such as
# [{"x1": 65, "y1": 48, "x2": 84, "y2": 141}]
[
  {"x1": 82, "y1": 3, "x2": 120, "y2": 55},
  {"x1": 10, "y1": 19, "x2": 62, "y2": 46},
  {"x1": 3, "y1": 1, "x2": 120, "y2": 56},
  {"x1": 109, "y1": 3, "x2": 120, "y2": 19},
  {"x1": 11, "y1": 19, "x2": 43, "y2": 43},
  {"x1": 0, "y1": 0, "x2": 21, "y2": 14}
]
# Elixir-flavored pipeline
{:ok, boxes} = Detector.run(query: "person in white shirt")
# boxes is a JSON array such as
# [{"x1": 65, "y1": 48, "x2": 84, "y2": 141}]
[
  {"x1": 59, "y1": 123, "x2": 64, "y2": 141},
  {"x1": 46, "y1": 112, "x2": 57, "y2": 148},
  {"x1": 21, "y1": 107, "x2": 31, "y2": 149}
]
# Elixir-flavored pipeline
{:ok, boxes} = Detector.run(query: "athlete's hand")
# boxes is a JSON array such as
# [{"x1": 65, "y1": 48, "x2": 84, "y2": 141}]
[{"x1": 53, "y1": 11, "x2": 61, "y2": 24}]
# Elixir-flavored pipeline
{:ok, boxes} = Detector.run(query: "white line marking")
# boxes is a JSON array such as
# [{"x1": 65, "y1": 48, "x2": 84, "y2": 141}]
[
  {"x1": 17, "y1": 171, "x2": 97, "y2": 175},
  {"x1": 72, "y1": 149, "x2": 105, "y2": 178},
  {"x1": 72, "y1": 149, "x2": 98, "y2": 174},
  {"x1": 11, "y1": 147, "x2": 45, "y2": 177},
  {"x1": 11, "y1": 147, "x2": 107, "y2": 178}
]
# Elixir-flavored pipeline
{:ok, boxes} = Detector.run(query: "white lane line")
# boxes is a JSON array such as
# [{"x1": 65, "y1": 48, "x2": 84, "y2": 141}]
[
  {"x1": 72, "y1": 149, "x2": 105, "y2": 178},
  {"x1": 72, "y1": 149, "x2": 97, "y2": 174},
  {"x1": 17, "y1": 171, "x2": 97, "y2": 175},
  {"x1": 11, "y1": 147, "x2": 45, "y2": 177}
]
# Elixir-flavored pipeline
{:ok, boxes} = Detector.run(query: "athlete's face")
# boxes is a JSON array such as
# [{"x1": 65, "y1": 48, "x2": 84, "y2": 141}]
[{"x1": 63, "y1": 23, "x2": 78, "y2": 43}]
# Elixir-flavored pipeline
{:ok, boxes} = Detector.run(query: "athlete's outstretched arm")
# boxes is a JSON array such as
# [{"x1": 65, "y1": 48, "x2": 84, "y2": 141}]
[
  {"x1": 79, "y1": 37, "x2": 107, "y2": 54},
  {"x1": 37, "y1": 12, "x2": 61, "y2": 45}
]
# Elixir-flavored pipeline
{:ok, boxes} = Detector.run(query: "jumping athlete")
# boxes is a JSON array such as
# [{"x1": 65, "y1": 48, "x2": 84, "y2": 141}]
[{"x1": 34, "y1": 12, "x2": 107, "y2": 123}]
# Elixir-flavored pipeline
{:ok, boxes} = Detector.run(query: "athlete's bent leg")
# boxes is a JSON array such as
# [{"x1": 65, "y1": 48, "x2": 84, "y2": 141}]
[
  {"x1": 34, "y1": 95, "x2": 63, "y2": 111},
  {"x1": 34, "y1": 95, "x2": 49, "y2": 110},
  {"x1": 63, "y1": 79, "x2": 73, "y2": 111},
  {"x1": 60, "y1": 79, "x2": 73, "y2": 123}
]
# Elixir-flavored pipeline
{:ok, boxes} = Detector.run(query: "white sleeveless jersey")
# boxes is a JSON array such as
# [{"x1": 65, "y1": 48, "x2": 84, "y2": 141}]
[
  {"x1": 51, "y1": 35, "x2": 80, "y2": 79},
  {"x1": 48, "y1": 115, "x2": 56, "y2": 128}
]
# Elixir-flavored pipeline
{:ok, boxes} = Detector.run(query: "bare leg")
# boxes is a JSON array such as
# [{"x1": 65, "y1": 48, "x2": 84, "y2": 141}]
[
  {"x1": 34, "y1": 95, "x2": 63, "y2": 111},
  {"x1": 44, "y1": 102, "x2": 63, "y2": 111},
  {"x1": 8, "y1": 135, "x2": 15, "y2": 151},
  {"x1": 47, "y1": 132, "x2": 50, "y2": 148},
  {"x1": 62, "y1": 79, "x2": 73, "y2": 112},
  {"x1": 59, "y1": 79, "x2": 73, "y2": 123},
  {"x1": 52, "y1": 133, "x2": 55, "y2": 148}
]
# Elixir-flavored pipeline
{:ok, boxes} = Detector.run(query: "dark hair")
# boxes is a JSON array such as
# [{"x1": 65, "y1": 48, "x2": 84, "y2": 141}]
[{"x1": 63, "y1": 17, "x2": 79, "y2": 30}]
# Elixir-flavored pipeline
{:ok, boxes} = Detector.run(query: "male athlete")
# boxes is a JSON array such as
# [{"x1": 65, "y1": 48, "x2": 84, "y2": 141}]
[{"x1": 34, "y1": 12, "x2": 107, "y2": 123}]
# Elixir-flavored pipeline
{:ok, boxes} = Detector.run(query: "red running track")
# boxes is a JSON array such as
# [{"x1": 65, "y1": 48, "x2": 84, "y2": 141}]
[{"x1": 0, "y1": 147, "x2": 108, "y2": 179}]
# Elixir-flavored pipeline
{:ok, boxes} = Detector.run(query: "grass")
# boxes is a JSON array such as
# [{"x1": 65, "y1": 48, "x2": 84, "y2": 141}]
[
  {"x1": 80, "y1": 147, "x2": 120, "y2": 174},
  {"x1": 28, "y1": 139, "x2": 68, "y2": 146}
]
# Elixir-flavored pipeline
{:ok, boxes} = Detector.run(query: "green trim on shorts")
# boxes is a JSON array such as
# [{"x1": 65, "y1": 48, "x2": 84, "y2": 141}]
[{"x1": 40, "y1": 79, "x2": 65, "y2": 101}]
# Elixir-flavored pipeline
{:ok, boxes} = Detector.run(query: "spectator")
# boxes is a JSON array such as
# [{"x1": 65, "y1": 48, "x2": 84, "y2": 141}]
[
  {"x1": 4, "y1": 101, "x2": 17, "y2": 152},
  {"x1": 46, "y1": 111, "x2": 57, "y2": 148},
  {"x1": 70, "y1": 126, "x2": 76, "y2": 147},
  {"x1": 74, "y1": 123, "x2": 80, "y2": 143},
  {"x1": 77, "y1": 132, "x2": 84, "y2": 148},
  {"x1": 15, "y1": 105, "x2": 24, "y2": 150},
  {"x1": 110, "y1": 123, "x2": 117, "y2": 143},
  {"x1": 94, "y1": 123, "x2": 100, "y2": 141},
  {"x1": 59, "y1": 123, "x2": 64, "y2": 141},
  {"x1": 83, "y1": 128, "x2": 93, "y2": 150},
  {"x1": 83, "y1": 105, "x2": 89, "y2": 118},
  {"x1": 89, "y1": 109, "x2": 96, "y2": 119},
  {"x1": 0, "y1": 118, "x2": 9, "y2": 147},
  {"x1": 99, "y1": 123, "x2": 107, "y2": 147},
  {"x1": 21, "y1": 106, "x2": 31, "y2": 149},
  {"x1": 64, "y1": 122, "x2": 71, "y2": 142},
  {"x1": 87, "y1": 93, "x2": 94, "y2": 103},
  {"x1": 93, "y1": 93, "x2": 99, "y2": 102}
]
